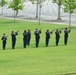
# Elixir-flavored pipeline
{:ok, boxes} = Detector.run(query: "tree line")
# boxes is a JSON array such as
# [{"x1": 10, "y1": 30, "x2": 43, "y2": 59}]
[{"x1": 0, "y1": 0, "x2": 76, "y2": 26}]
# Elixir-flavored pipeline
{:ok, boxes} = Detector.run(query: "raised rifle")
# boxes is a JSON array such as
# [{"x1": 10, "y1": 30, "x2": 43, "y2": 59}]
[
  {"x1": 59, "y1": 27, "x2": 65, "y2": 31},
  {"x1": 68, "y1": 28, "x2": 71, "y2": 32},
  {"x1": 51, "y1": 29, "x2": 56, "y2": 33},
  {"x1": 49, "y1": 29, "x2": 55, "y2": 34},
  {"x1": 16, "y1": 30, "x2": 19, "y2": 33},
  {"x1": 6, "y1": 35, "x2": 8, "y2": 37},
  {"x1": 40, "y1": 28, "x2": 42, "y2": 30}
]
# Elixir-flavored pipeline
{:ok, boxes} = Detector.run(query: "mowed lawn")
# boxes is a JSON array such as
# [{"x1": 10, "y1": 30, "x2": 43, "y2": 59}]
[{"x1": 0, "y1": 18, "x2": 76, "y2": 75}]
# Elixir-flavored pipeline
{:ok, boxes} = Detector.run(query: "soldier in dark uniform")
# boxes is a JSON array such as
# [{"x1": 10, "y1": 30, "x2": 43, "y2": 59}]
[
  {"x1": 23, "y1": 30, "x2": 28, "y2": 48},
  {"x1": 64, "y1": 28, "x2": 70, "y2": 45},
  {"x1": 11, "y1": 31, "x2": 18, "y2": 49},
  {"x1": 1, "y1": 34, "x2": 7, "y2": 50},
  {"x1": 55, "y1": 29, "x2": 61, "y2": 46},
  {"x1": 27, "y1": 29, "x2": 31, "y2": 45},
  {"x1": 45, "y1": 30, "x2": 52, "y2": 47},
  {"x1": 34, "y1": 28, "x2": 41, "y2": 47}
]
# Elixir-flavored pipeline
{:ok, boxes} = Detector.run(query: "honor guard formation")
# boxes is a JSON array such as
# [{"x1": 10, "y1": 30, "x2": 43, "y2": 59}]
[{"x1": 1, "y1": 28, "x2": 71, "y2": 50}]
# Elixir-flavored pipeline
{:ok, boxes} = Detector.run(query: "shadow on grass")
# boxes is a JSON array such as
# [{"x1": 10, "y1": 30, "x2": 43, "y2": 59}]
[
  {"x1": 0, "y1": 21, "x2": 19, "y2": 24},
  {"x1": 61, "y1": 72, "x2": 76, "y2": 75},
  {"x1": 0, "y1": 44, "x2": 66, "y2": 50},
  {"x1": 28, "y1": 44, "x2": 65, "y2": 48},
  {"x1": 0, "y1": 60, "x2": 11, "y2": 63}
]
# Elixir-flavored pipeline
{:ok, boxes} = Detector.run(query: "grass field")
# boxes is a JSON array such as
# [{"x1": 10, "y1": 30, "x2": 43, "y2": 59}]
[{"x1": 0, "y1": 18, "x2": 76, "y2": 75}]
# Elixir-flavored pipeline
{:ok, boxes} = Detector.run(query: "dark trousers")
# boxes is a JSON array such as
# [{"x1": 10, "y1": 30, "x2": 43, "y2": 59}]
[
  {"x1": 46, "y1": 38, "x2": 49, "y2": 47},
  {"x1": 27, "y1": 38, "x2": 30, "y2": 45},
  {"x1": 23, "y1": 40, "x2": 27, "y2": 48},
  {"x1": 64, "y1": 37, "x2": 68, "y2": 45},
  {"x1": 56, "y1": 38, "x2": 59, "y2": 46},
  {"x1": 36, "y1": 39, "x2": 39, "y2": 47},
  {"x1": 12, "y1": 41, "x2": 16, "y2": 49},
  {"x1": 2, "y1": 41, "x2": 6, "y2": 50}
]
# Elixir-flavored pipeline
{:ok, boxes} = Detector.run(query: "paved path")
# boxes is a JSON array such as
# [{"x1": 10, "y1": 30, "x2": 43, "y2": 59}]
[{"x1": 0, "y1": 14, "x2": 76, "y2": 26}]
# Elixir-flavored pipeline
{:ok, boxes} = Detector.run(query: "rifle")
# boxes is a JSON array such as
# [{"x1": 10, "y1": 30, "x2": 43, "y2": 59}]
[
  {"x1": 40, "y1": 28, "x2": 42, "y2": 30},
  {"x1": 16, "y1": 30, "x2": 19, "y2": 33},
  {"x1": 68, "y1": 27, "x2": 71, "y2": 32},
  {"x1": 51, "y1": 27, "x2": 64, "y2": 32},
  {"x1": 68, "y1": 27, "x2": 71, "y2": 30},
  {"x1": 60, "y1": 28, "x2": 64, "y2": 31},
  {"x1": 6, "y1": 35, "x2": 8, "y2": 37},
  {"x1": 51, "y1": 29, "x2": 56, "y2": 33}
]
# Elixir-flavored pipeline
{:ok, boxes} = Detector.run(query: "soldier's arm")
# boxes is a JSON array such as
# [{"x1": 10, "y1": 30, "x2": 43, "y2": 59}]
[
  {"x1": 15, "y1": 32, "x2": 18, "y2": 35},
  {"x1": 50, "y1": 31, "x2": 53, "y2": 34},
  {"x1": 6, "y1": 37, "x2": 7, "y2": 40},
  {"x1": 30, "y1": 32, "x2": 31, "y2": 37},
  {"x1": 51, "y1": 29, "x2": 55, "y2": 33},
  {"x1": 59, "y1": 30, "x2": 61, "y2": 33},
  {"x1": 5, "y1": 36, "x2": 8, "y2": 40},
  {"x1": 39, "y1": 30, "x2": 41, "y2": 34},
  {"x1": 1, "y1": 37, "x2": 3, "y2": 40},
  {"x1": 34, "y1": 31, "x2": 36, "y2": 35},
  {"x1": 15, "y1": 30, "x2": 19, "y2": 35},
  {"x1": 16, "y1": 30, "x2": 19, "y2": 33},
  {"x1": 68, "y1": 29, "x2": 71, "y2": 33}
]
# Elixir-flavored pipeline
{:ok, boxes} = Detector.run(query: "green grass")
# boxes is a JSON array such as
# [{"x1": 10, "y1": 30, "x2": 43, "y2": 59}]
[{"x1": 0, "y1": 18, "x2": 76, "y2": 75}]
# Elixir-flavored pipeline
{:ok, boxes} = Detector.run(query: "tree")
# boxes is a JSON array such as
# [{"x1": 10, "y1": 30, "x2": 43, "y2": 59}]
[
  {"x1": 8, "y1": 0, "x2": 24, "y2": 22},
  {"x1": 52, "y1": 0, "x2": 64, "y2": 20},
  {"x1": 0, "y1": 0, "x2": 7, "y2": 15},
  {"x1": 38, "y1": 0, "x2": 45, "y2": 25},
  {"x1": 29, "y1": 0, "x2": 45, "y2": 18},
  {"x1": 28, "y1": 0, "x2": 39, "y2": 18},
  {"x1": 63, "y1": 0, "x2": 76, "y2": 27}
]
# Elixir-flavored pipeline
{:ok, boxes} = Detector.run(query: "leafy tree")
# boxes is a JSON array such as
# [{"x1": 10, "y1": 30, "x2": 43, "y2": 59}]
[
  {"x1": 8, "y1": 0, "x2": 24, "y2": 22},
  {"x1": 52, "y1": 0, "x2": 64, "y2": 20},
  {"x1": 63, "y1": 0, "x2": 76, "y2": 27},
  {"x1": 0, "y1": 0, "x2": 7, "y2": 14},
  {"x1": 9, "y1": 0, "x2": 24, "y2": 16}
]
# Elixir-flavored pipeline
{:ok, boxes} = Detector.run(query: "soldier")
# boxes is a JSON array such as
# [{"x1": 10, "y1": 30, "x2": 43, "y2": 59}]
[
  {"x1": 34, "y1": 28, "x2": 41, "y2": 47},
  {"x1": 11, "y1": 31, "x2": 18, "y2": 49},
  {"x1": 55, "y1": 29, "x2": 61, "y2": 46},
  {"x1": 27, "y1": 29, "x2": 31, "y2": 45},
  {"x1": 64, "y1": 28, "x2": 71, "y2": 45},
  {"x1": 45, "y1": 30, "x2": 52, "y2": 47},
  {"x1": 1, "y1": 34, "x2": 7, "y2": 50},
  {"x1": 23, "y1": 30, "x2": 28, "y2": 48}
]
